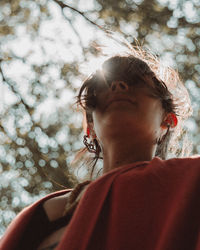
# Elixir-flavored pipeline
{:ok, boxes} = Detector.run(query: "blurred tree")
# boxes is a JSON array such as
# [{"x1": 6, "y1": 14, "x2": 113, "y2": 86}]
[{"x1": 0, "y1": 0, "x2": 199, "y2": 235}]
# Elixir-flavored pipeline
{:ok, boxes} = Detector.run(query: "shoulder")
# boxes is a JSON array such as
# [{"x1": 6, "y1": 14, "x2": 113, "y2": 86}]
[
  {"x1": 42, "y1": 180, "x2": 91, "y2": 221},
  {"x1": 152, "y1": 155, "x2": 200, "y2": 166},
  {"x1": 169, "y1": 155, "x2": 200, "y2": 166},
  {"x1": 43, "y1": 192, "x2": 71, "y2": 221},
  {"x1": 150, "y1": 156, "x2": 200, "y2": 179}
]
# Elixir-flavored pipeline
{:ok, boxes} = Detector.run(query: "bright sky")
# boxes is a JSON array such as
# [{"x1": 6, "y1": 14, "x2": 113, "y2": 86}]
[
  {"x1": 1, "y1": 0, "x2": 198, "y2": 114},
  {"x1": 0, "y1": 0, "x2": 104, "y2": 114}
]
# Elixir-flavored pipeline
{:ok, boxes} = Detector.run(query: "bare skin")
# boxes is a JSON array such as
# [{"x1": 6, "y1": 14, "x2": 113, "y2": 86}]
[{"x1": 89, "y1": 80, "x2": 177, "y2": 174}]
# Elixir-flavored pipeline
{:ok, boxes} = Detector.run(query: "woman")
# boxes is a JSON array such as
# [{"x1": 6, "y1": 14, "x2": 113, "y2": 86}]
[{"x1": 1, "y1": 48, "x2": 200, "y2": 250}]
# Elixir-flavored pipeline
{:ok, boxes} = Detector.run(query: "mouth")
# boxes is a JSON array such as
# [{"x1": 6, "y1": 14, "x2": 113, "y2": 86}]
[{"x1": 105, "y1": 99, "x2": 136, "y2": 110}]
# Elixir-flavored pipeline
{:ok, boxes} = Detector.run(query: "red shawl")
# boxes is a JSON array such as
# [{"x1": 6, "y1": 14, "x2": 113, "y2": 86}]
[{"x1": 1, "y1": 157, "x2": 200, "y2": 250}]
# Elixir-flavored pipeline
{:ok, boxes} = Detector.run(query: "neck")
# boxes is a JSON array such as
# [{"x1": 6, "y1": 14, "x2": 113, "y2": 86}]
[{"x1": 102, "y1": 139, "x2": 156, "y2": 174}]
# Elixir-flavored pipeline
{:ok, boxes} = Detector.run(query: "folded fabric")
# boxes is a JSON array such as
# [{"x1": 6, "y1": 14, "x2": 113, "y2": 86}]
[{"x1": 1, "y1": 156, "x2": 200, "y2": 250}]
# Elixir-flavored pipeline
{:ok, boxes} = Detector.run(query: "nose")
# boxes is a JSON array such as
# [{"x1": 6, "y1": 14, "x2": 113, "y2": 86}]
[{"x1": 110, "y1": 81, "x2": 128, "y2": 92}]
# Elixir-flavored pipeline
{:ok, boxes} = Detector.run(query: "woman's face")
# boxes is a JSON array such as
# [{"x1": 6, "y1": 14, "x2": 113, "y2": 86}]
[{"x1": 90, "y1": 80, "x2": 167, "y2": 149}]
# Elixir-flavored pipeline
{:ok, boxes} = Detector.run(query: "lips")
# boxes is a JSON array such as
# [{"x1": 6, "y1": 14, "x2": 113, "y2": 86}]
[{"x1": 105, "y1": 96, "x2": 136, "y2": 110}]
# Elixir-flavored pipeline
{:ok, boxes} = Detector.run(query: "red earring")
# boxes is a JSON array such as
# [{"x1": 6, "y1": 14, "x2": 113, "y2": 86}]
[
  {"x1": 165, "y1": 113, "x2": 178, "y2": 128},
  {"x1": 171, "y1": 113, "x2": 178, "y2": 128},
  {"x1": 87, "y1": 127, "x2": 90, "y2": 137}
]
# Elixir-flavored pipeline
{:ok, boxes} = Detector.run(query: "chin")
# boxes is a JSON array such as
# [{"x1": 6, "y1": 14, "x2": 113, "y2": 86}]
[{"x1": 103, "y1": 112, "x2": 138, "y2": 126}]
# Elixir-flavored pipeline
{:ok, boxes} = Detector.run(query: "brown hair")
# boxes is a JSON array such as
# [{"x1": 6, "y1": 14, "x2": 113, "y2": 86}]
[{"x1": 75, "y1": 47, "x2": 192, "y2": 179}]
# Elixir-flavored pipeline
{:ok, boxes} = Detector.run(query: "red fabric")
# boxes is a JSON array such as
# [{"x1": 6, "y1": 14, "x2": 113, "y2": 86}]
[{"x1": 1, "y1": 157, "x2": 200, "y2": 250}]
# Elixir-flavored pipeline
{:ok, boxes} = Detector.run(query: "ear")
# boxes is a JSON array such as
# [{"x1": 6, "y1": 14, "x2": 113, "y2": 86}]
[{"x1": 161, "y1": 113, "x2": 178, "y2": 129}]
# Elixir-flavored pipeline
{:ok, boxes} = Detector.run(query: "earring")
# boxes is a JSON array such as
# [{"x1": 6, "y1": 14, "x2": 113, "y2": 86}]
[
  {"x1": 83, "y1": 128, "x2": 102, "y2": 157},
  {"x1": 162, "y1": 113, "x2": 178, "y2": 128},
  {"x1": 83, "y1": 134, "x2": 97, "y2": 154}
]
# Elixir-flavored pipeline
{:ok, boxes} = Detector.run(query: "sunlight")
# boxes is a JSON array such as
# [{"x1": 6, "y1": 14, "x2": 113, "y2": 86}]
[{"x1": 80, "y1": 32, "x2": 134, "y2": 76}]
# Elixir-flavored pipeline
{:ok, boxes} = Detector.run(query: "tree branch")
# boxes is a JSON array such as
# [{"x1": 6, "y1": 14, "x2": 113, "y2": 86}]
[
  {"x1": 59, "y1": 8, "x2": 86, "y2": 60},
  {"x1": 0, "y1": 61, "x2": 34, "y2": 116},
  {"x1": 53, "y1": 0, "x2": 106, "y2": 32}
]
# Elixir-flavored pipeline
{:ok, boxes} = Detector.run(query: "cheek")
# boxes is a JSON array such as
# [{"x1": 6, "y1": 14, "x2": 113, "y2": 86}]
[{"x1": 139, "y1": 100, "x2": 163, "y2": 128}]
